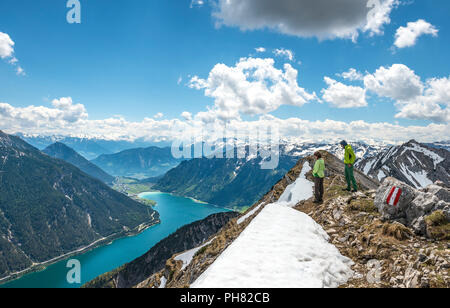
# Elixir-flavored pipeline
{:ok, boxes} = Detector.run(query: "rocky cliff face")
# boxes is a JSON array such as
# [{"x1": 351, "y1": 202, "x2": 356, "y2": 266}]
[
  {"x1": 356, "y1": 140, "x2": 450, "y2": 188},
  {"x1": 83, "y1": 212, "x2": 238, "y2": 288},
  {"x1": 125, "y1": 151, "x2": 448, "y2": 289}
]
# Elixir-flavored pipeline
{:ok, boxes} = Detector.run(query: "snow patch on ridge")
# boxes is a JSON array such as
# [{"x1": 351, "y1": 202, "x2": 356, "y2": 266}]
[
  {"x1": 238, "y1": 203, "x2": 264, "y2": 225},
  {"x1": 191, "y1": 203, "x2": 354, "y2": 288},
  {"x1": 192, "y1": 161, "x2": 354, "y2": 288},
  {"x1": 278, "y1": 162, "x2": 313, "y2": 207},
  {"x1": 175, "y1": 239, "x2": 215, "y2": 271}
]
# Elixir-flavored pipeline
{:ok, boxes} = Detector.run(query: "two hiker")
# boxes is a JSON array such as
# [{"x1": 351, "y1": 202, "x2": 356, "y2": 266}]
[{"x1": 312, "y1": 141, "x2": 358, "y2": 204}]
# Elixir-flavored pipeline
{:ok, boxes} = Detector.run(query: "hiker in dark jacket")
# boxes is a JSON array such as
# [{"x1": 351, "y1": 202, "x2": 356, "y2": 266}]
[
  {"x1": 313, "y1": 151, "x2": 325, "y2": 204},
  {"x1": 340, "y1": 140, "x2": 358, "y2": 192}
]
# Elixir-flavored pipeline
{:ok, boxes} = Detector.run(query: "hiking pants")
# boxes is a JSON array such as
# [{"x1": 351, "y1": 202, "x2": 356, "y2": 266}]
[
  {"x1": 314, "y1": 177, "x2": 324, "y2": 202},
  {"x1": 345, "y1": 164, "x2": 358, "y2": 191}
]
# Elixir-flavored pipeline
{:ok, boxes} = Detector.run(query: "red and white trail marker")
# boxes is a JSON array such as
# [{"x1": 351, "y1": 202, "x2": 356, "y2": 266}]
[{"x1": 386, "y1": 186, "x2": 402, "y2": 207}]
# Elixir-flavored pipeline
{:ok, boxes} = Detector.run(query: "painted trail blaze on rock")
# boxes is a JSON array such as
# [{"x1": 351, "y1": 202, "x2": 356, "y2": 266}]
[{"x1": 386, "y1": 186, "x2": 403, "y2": 207}]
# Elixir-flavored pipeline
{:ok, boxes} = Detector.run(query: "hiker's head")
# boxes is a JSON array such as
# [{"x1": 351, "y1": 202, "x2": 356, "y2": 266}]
[
  {"x1": 340, "y1": 140, "x2": 348, "y2": 148},
  {"x1": 314, "y1": 151, "x2": 322, "y2": 159}
]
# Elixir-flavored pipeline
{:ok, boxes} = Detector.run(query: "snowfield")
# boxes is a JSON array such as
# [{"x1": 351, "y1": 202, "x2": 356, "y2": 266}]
[{"x1": 191, "y1": 162, "x2": 354, "y2": 288}]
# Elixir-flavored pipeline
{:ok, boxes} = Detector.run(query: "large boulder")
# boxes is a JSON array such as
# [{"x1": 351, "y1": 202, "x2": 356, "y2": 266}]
[
  {"x1": 375, "y1": 177, "x2": 416, "y2": 224},
  {"x1": 375, "y1": 177, "x2": 450, "y2": 236}
]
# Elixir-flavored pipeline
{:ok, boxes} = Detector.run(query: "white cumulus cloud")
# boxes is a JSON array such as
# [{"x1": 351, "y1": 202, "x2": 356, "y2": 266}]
[
  {"x1": 0, "y1": 32, "x2": 25, "y2": 76},
  {"x1": 394, "y1": 19, "x2": 438, "y2": 49},
  {"x1": 188, "y1": 57, "x2": 317, "y2": 121},
  {"x1": 363, "y1": 64, "x2": 449, "y2": 123},
  {"x1": 322, "y1": 77, "x2": 367, "y2": 108},
  {"x1": 273, "y1": 48, "x2": 295, "y2": 61},
  {"x1": 339, "y1": 68, "x2": 364, "y2": 81},
  {"x1": 181, "y1": 111, "x2": 193, "y2": 121},
  {"x1": 0, "y1": 32, "x2": 15, "y2": 59},
  {"x1": 364, "y1": 64, "x2": 423, "y2": 101}
]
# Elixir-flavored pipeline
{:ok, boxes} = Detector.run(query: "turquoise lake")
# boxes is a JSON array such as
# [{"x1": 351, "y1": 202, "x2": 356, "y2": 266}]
[{"x1": 1, "y1": 192, "x2": 230, "y2": 288}]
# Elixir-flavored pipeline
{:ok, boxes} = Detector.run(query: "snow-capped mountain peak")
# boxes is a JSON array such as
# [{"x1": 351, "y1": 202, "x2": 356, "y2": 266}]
[{"x1": 356, "y1": 140, "x2": 450, "y2": 188}]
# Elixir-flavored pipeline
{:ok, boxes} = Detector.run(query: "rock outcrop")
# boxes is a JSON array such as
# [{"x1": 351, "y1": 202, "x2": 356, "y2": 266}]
[{"x1": 375, "y1": 177, "x2": 450, "y2": 239}]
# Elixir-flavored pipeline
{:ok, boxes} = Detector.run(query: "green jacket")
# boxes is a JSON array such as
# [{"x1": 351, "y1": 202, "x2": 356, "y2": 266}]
[
  {"x1": 313, "y1": 158, "x2": 325, "y2": 178},
  {"x1": 344, "y1": 145, "x2": 356, "y2": 165}
]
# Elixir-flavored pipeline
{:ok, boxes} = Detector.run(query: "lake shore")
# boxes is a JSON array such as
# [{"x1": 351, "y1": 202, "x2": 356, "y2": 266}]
[
  {"x1": 139, "y1": 191, "x2": 236, "y2": 211},
  {"x1": 1, "y1": 193, "x2": 230, "y2": 288},
  {"x1": 0, "y1": 216, "x2": 161, "y2": 286}
]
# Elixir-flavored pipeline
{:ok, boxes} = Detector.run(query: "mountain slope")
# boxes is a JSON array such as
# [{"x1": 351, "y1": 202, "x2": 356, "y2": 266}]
[
  {"x1": 92, "y1": 146, "x2": 183, "y2": 179},
  {"x1": 0, "y1": 131, "x2": 159, "y2": 281},
  {"x1": 153, "y1": 155, "x2": 299, "y2": 209},
  {"x1": 96, "y1": 152, "x2": 385, "y2": 288},
  {"x1": 110, "y1": 151, "x2": 447, "y2": 288},
  {"x1": 83, "y1": 212, "x2": 239, "y2": 288},
  {"x1": 356, "y1": 140, "x2": 450, "y2": 188},
  {"x1": 43, "y1": 142, "x2": 115, "y2": 184}
]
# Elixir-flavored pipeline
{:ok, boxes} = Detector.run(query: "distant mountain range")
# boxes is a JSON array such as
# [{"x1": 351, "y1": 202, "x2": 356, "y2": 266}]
[
  {"x1": 43, "y1": 142, "x2": 115, "y2": 184},
  {"x1": 280, "y1": 141, "x2": 388, "y2": 162},
  {"x1": 356, "y1": 140, "x2": 450, "y2": 188},
  {"x1": 17, "y1": 134, "x2": 171, "y2": 160},
  {"x1": 426, "y1": 141, "x2": 450, "y2": 152},
  {"x1": 152, "y1": 141, "x2": 388, "y2": 209},
  {"x1": 0, "y1": 131, "x2": 159, "y2": 281},
  {"x1": 92, "y1": 147, "x2": 184, "y2": 179}
]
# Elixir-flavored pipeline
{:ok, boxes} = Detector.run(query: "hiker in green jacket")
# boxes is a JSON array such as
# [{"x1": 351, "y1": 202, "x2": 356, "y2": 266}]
[
  {"x1": 313, "y1": 151, "x2": 325, "y2": 204},
  {"x1": 340, "y1": 140, "x2": 358, "y2": 192}
]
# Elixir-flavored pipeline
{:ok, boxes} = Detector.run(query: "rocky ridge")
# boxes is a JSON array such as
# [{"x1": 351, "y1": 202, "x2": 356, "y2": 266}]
[{"x1": 138, "y1": 151, "x2": 448, "y2": 288}]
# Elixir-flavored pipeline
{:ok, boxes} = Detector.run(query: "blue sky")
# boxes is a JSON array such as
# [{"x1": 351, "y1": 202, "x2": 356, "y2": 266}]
[{"x1": 0, "y1": 0, "x2": 449, "y2": 142}]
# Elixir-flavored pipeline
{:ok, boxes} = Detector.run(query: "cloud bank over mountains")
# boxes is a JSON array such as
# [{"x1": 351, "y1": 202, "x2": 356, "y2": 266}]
[{"x1": 1, "y1": 58, "x2": 449, "y2": 144}]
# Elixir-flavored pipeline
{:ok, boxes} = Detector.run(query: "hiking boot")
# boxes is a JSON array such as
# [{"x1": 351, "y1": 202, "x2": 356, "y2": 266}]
[
  {"x1": 313, "y1": 200, "x2": 321, "y2": 204},
  {"x1": 351, "y1": 190, "x2": 358, "y2": 193},
  {"x1": 342, "y1": 188, "x2": 351, "y2": 192}
]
